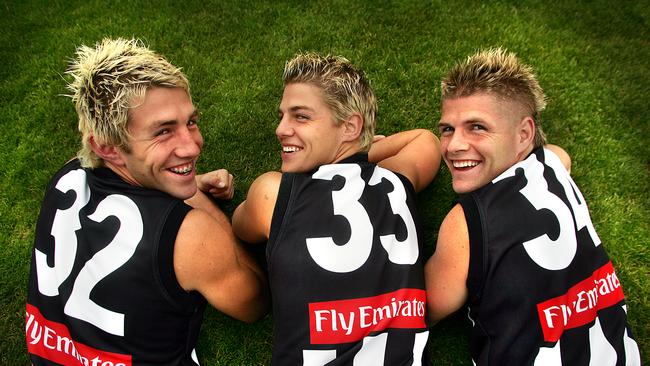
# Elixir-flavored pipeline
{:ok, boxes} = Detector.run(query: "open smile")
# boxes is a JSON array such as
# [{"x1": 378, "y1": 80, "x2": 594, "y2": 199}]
[
  {"x1": 168, "y1": 162, "x2": 194, "y2": 176},
  {"x1": 451, "y1": 160, "x2": 480, "y2": 170},
  {"x1": 282, "y1": 145, "x2": 303, "y2": 154}
]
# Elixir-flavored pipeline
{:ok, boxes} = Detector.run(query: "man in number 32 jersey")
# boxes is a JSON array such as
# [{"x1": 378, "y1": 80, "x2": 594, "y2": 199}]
[
  {"x1": 232, "y1": 52, "x2": 441, "y2": 365},
  {"x1": 26, "y1": 38, "x2": 268, "y2": 366}
]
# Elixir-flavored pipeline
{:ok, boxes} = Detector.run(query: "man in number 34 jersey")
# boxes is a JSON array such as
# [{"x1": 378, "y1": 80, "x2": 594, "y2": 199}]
[
  {"x1": 232, "y1": 53, "x2": 441, "y2": 365},
  {"x1": 26, "y1": 38, "x2": 268, "y2": 366},
  {"x1": 424, "y1": 48, "x2": 641, "y2": 365}
]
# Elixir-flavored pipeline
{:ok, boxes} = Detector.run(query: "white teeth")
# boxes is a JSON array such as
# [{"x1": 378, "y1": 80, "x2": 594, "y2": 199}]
[
  {"x1": 282, "y1": 146, "x2": 301, "y2": 153},
  {"x1": 170, "y1": 164, "x2": 192, "y2": 174},
  {"x1": 453, "y1": 160, "x2": 479, "y2": 168}
]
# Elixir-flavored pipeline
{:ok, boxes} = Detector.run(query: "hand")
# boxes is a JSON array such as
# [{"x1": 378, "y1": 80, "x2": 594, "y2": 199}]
[{"x1": 196, "y1": 169, "x2": 235, "y2": 200}]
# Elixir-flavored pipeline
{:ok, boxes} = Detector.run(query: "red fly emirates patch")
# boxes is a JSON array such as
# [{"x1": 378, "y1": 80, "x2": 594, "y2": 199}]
[
  {"x1": 536, "y1": 261, "x2": 625, "y2": 342},
  {"x1": 309, "y1": 288, "x2": 426, "y2": 344},
  {"x1": 26, "y1": 304, "x2": 132, "y2": 366}
]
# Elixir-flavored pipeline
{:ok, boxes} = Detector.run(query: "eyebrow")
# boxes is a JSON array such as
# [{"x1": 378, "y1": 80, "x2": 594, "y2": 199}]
[
  {"x1": 150, "y1": 109, "x2": 199, "y2": 129},
  {"x1": 278, "y1": 105, "x2": 315, "y2": 114}
]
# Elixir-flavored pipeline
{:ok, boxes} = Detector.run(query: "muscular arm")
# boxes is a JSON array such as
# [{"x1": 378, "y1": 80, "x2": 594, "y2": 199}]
[
  {"x1": 368, "y1": 129, "x2": 441, "y2": 192},
  {"x1": 425, "y1": 204, "x2": 470, "y2": 325},
  {"x1": 232, "y1": 171, "x2": 282, "y2": 244},
  {"x1": 175, "y1": 190, "x2": 269, "y2": 322}
]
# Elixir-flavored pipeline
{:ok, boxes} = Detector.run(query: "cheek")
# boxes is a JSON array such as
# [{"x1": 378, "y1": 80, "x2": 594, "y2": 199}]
[
  {"x1": 439, "y1": 138, "x2": 450, "y2": 152},
  {"x1": 194, "y1": 132, "x2": 205, "y2": 149}
]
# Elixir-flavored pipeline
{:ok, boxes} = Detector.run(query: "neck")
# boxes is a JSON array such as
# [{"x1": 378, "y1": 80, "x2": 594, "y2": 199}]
[
  {"x1": 103, "y1": 161, "x2": 141, "y2": 187},
  {"x1": 332, "y1": 142, "x2": 362, "y2": 164}
]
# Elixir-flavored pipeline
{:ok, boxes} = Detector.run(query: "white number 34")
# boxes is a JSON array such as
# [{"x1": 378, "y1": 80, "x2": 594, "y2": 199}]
[{"x1": 495, "y1": 150, "x2": 601, "y2": 271}]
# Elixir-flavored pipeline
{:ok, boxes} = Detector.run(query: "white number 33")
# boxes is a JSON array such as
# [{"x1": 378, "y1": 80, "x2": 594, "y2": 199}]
[{"x1": 306, "y1": 164, "x2": 418, "y2": 273}]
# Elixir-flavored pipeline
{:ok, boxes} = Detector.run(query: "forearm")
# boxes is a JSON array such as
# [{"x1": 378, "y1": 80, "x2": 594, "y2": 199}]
[
  {"x1": 369, "y1": 129, "x2": 441, "y2": 192},
  {"x1": 368, "y1": 129, "x2": 427, "y2": 164},
  {"x1": 232, "y1": 244, "x2": 270, "y2": 322}
]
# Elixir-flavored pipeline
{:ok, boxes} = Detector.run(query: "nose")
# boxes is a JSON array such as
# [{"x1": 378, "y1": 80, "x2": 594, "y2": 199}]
[
  {"x1": 175, "y1": 127, "x2": 203, "y2": 158},
  {"x1": 445, "y1": 129, "x2": 468, "y2": 153},
  {"x1": 275, "y1": 114, "x2": 293, "y2": 139}
]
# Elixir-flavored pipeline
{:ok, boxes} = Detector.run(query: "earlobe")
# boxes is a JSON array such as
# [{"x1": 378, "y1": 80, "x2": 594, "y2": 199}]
[
  {"x1": 89, "y1": 135, "x2": 125, "y2": 165},
  {"x1": 342, "y1": 114, "x2": 363, "y2": 142}
]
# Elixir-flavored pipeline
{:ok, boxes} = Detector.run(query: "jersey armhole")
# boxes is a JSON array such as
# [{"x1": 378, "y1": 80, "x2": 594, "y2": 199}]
[
  {"x1": 158, "y1": 202, "x2": 203, "y2": 309},
  {"x1": 268, "y1": 173, "x2": 293, "y2": 243},
  {"x1": 395, "y1": 170, "x2": 417, "y2": 197},
  {"x1": 458, "y1": 194, "x2": 485, "y2": 302},
  {"x1": 266, "y1": 173, "x2": 294, "y2": 270}
]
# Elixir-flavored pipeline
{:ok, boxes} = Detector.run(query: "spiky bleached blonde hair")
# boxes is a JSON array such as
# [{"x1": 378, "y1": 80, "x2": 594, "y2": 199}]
[
  {"x1": 67, "y1": 38, "x2": 190, "y2": 167},
  {"x1": 283, "y1": 52, "x2": 377, "y2": 152},
  {"x1": 441, "y1": 48, "x2": 547, "y2": 147}
]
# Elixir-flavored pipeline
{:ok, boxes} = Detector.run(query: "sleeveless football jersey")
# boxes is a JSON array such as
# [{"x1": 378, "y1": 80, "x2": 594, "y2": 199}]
[
  {"x1": 26, "y1": 159, "x2": 206, "y2": 366},
  {"x1": 460, "y1": 147, "x2": 640, "y2": 365},
  {"x1": 267, "y1": 153, "x2": 430, "y2": 366}
]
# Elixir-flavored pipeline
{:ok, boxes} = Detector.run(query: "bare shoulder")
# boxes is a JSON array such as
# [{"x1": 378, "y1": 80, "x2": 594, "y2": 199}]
[
  {"x1": 441, "y1": 204, "x2": 468, "y2": 238},
  {"x1": 248, "y1": 171, "x2": 282, "y2": 200},
  {"x1": 174, "y1": 208, "x2": 238, "y2": 291},
  {"x1": 232, "y1": 171, "x2": 282, "y2": 243},
  {"x1": 545, "y1": 144, "x2": 572, "y2": 173},
  {"x1": 425, "y1": 203, "x2": 470, "y2": 324},
  {"x1": 433, "y1": 204, "x2": 470, "y2": 262},
  {"x1": 174, "y1": 208, "x2": 270, "y2": 321}
]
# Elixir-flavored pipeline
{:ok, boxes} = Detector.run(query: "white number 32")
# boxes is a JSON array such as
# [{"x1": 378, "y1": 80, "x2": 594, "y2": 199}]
[{"x1": 35, "y1": 169, "x2": 143, "y2": 336}]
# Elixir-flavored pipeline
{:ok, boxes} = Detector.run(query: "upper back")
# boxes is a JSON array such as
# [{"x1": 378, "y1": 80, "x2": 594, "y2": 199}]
[
  {"x1": 27, "y1": 159, "x2": 205, "y2": 365},
  {"x1": 461, "y1": 148, "x2": 638, "y2": 365},
  {"x1": 267, "y1": 155, "x2": 429, "y2": 365}
]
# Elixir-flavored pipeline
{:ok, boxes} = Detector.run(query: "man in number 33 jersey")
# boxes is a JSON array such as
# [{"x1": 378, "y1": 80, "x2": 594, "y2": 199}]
[
  {"x1": 232, "y1": 53, "x2": 441, "y2": 365},
  {"x1": 26, "y1": 38, "x2": 268, "y2": 366},
  {"x1": 424, "y1": 48, "x2": 641, "y2": 365}
]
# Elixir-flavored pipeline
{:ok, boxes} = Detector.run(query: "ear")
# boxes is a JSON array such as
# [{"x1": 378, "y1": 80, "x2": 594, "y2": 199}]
[
  {"x1": 89, "y1": 135, "x2": 126, "y2": 166},
  {"x1": 516, "y1": 116, "x2": 536, "y2": 154},
  {"x1": 341, "y1": 113, "x2": 363, "y2": 142}
]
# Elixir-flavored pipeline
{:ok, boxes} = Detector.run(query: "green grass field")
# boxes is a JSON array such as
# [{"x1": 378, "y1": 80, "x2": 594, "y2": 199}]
[{"x1": 2, "y1": 0, "x2": 648, "y2": 364}]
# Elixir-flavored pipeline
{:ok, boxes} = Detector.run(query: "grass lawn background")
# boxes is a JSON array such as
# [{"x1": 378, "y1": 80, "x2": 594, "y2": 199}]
[{"x1": 1, "y1": 0, "x2": 648, "y2": 364}]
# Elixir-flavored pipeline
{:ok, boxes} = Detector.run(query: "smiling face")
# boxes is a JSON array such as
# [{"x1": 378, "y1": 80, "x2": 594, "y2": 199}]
[
  {"x1": 109, "y1": 86, "x2": 203, "y2": 199},
  {"x1": 276, "y1": 82, "x2": 352, "y2": 173},
  {"x1": 439, "y1": 92, "x2": 534, "y2": 194}
]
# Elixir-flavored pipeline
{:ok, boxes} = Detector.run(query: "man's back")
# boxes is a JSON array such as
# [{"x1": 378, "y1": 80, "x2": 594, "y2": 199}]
[
  {"x1": 268, "y1": 154, "x2": 430, "y2": 365},
  {"x1": 460, "y1": 148, "x2": 639, "y2": 365},
  {"x1": 27, "y1": 159, "x2": 206, "y2": 365}
]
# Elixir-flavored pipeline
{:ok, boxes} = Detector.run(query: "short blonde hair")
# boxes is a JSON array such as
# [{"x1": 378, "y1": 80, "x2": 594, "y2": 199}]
[
  {"x1": 283, "y1": 52, "x2": 377, "y2": 152},
  {"x1": 66, "y1": 38, "x2": 190, "y2": 167},
  {"x1": 442, "y1": 48, "x2": 547, "y2": 147}
]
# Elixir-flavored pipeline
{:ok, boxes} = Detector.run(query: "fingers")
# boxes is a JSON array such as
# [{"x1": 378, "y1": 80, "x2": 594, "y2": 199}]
[
  {"x1": 209, "y1": 172, "x2": 234, "y2": 200},
  {"x1": 197, "y1": 169, "x2": 235, "y2": 200}
]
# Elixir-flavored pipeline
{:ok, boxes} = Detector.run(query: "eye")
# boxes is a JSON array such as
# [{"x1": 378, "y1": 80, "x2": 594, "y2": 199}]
[
  {"x1": 155, "y1": 128, "x2": 171, "y2": 137},
  {"x1": 471, "y1": 124, "x2": 486, "y2": 131},
  {"x1": 438, "y1": 125, "x2": 453, "y2": 135},
  {"x1": 295, "y1": 113, "x2": 309, "y2": 122}
]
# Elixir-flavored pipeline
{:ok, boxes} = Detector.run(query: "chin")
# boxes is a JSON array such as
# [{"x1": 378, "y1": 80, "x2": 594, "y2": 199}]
[
  {"x1": 281, "y1": 164, "x2": 304, "y2": 173},
  {"x1": 452, "y1": 183, "x2": 476, "y2": 195},
  {"x1": 170, "y1": 186, "x2": 198, "y2": 200}
]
